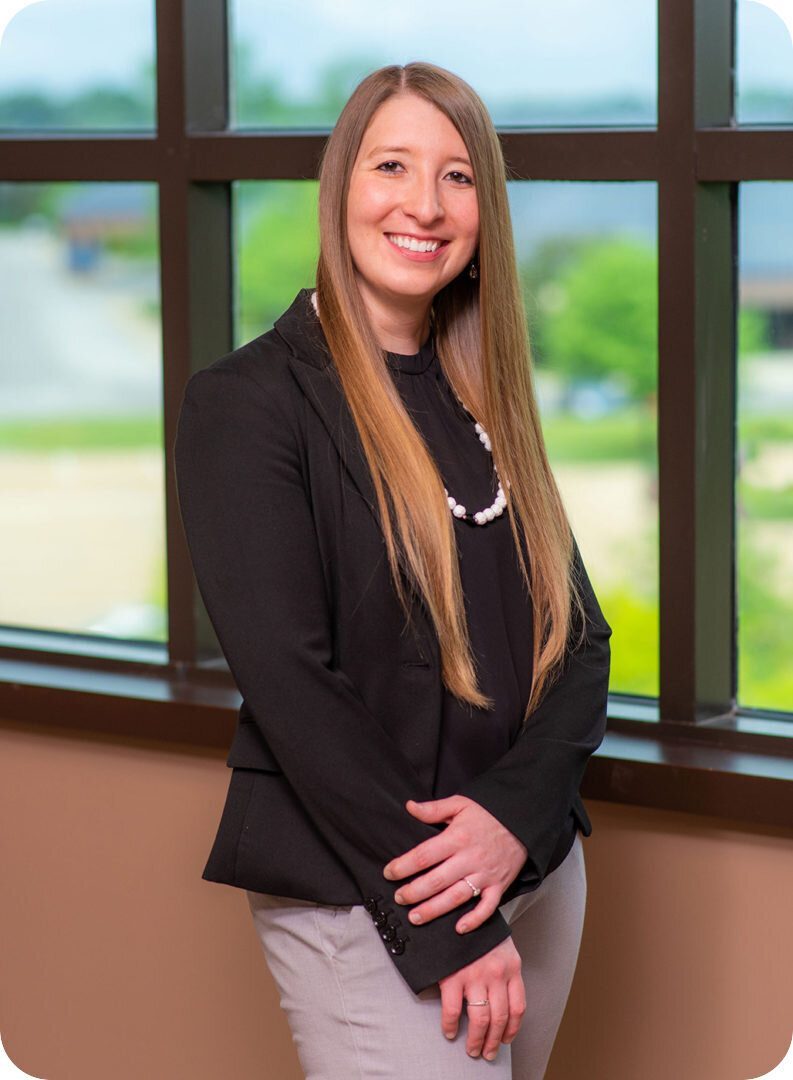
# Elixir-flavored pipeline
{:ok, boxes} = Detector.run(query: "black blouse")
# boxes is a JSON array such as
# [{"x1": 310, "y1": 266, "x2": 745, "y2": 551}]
[
  {"x1": 384, "y1": 333, "x2": 534, "y2": 794},
  {"x1": 385, "y1": 333, "x2": 577, "y2": 900}
]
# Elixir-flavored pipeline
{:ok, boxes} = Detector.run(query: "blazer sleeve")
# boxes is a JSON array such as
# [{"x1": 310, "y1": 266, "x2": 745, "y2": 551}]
[
  {"x1": 173, "y1": 362, "x2": 512, "y2": 995},
  {"x1": 457, "y1": 536, "x2": 612, "y2": 890}
]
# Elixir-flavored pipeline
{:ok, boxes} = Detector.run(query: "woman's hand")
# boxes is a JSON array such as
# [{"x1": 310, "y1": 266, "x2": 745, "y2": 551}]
[
  {"x1": 382, "y1": 795, "x2": 528, "y2": 933},
  {"x1": 439, "y1": 936, "x2": 526, "y2": 1060}
]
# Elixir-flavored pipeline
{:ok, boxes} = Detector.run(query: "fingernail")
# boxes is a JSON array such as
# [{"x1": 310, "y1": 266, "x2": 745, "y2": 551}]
[
  {"x1": 394, "y1": 892, "x2": 404, "y2": 904},
  {"x1": 409, "y1": 911, "x2": 422, "y2": 923},
  {"x1": 383, "y1": 868, "x2": 393, "y2": 879},
  {"x1": 444, "y1": 1032, "x2": 455, "y2": 1040},
  {"x1": 484, "y1": 1051, "x2": 496, "y2": 1061},
  {"x1": 468, "y1": 1049, "x2": 480, "y2": 1058},
  {"x1": 457, "y1": 922, "x2": 468, "y2": 933}
]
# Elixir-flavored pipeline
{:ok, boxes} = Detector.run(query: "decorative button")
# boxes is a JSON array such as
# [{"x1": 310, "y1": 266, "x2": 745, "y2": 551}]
[
  {"x1": 389, "y1": 938, "x2": 406, "y2": 955},
  {"x1": 381, "y1": 926, "x2": 397, "y2": 942},
  {"x1": 363, "y1": 897, "x2": 379, "y2": 914},
  {"x1": 373, "y1": 911, "x2": 388, "y2": 929}
]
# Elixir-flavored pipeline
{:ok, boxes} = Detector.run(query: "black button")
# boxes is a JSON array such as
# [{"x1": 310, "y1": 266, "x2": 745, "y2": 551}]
[
  {"x1": 389, "y1": 938, "x2": 406, "y2": 955},
  {"x1": 363, "y1": 897, "x2": 379, "y2": 913},
  {"x1": 373, "y1": 911, "x2": 388, "y2": 929},
  {"x1": 381, "y1": 926, "x2": 397, "y2": 942}
]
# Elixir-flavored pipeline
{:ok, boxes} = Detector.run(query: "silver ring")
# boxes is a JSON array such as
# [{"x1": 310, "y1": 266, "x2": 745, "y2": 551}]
[
  {"x1": 463, "y1": 876, "x2": 481, "y2": 898},
  {"x1": 465, "y1": 999, "x2": 490, "y2": 1007}
]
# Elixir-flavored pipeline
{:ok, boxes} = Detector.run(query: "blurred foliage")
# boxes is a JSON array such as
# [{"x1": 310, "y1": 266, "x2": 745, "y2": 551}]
[
  {"x1": 0, "y1": 417, "x2": 161, "y2": 452},
  {"x1": 543, "y1": 408, "x2": 656, "y2": 465},
  {"x1": 236, "y1": 182, "x2": 320, "y2": 343},
  {"x1": 737, "y1": 528, "x2": 793, "y2": 711},
  {"x1": 525, "y1": 236, "x2": 657, "y2": 400},
  {"x1": 598, "y1": 584, "x2": 659, "y2": 697}
]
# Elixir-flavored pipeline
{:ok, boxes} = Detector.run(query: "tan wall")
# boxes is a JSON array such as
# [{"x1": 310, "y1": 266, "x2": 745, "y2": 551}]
[{"x1": 1, "y1": 720, "x2": 791, "y2": 1080}]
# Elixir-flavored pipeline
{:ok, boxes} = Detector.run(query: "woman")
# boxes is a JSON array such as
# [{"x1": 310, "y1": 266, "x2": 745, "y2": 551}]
[{"x1": 174, "y1": 61, "x2": 611, "y2": 1078}]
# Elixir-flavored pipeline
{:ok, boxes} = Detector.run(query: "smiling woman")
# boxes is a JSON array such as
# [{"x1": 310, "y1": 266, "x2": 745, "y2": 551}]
[{"x1": 175, "y1": 59, "x2": 610, "y2": 1080}]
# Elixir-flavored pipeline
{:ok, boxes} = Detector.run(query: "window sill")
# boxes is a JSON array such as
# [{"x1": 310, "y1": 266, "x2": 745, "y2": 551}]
[{"x1": 0, "y1": 658, "x2": 791, "y2": 829}]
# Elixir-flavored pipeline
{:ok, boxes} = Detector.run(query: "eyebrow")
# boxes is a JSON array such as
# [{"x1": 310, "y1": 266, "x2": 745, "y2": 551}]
[{"x1": 364, "y1": 144, "x2": 472, "y2": 168}]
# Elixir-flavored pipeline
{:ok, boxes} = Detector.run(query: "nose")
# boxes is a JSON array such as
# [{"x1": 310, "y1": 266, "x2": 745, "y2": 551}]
[{"x1": 400, "y1": 170, "x2": 443, "y2": 224}]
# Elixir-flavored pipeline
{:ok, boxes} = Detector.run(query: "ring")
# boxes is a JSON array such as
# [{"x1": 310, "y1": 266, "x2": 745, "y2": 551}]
[
  {"x1": 465, "y1": 999, "x2": 490, "y2": 1007},
  {"x1": 463, "y1": 876, "x2": 481, "y2": 898}
]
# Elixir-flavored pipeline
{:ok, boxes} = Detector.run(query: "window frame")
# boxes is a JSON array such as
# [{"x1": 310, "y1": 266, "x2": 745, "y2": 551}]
[{"x1": 1, "y1": 0, "x2": 791, "y2": 829}]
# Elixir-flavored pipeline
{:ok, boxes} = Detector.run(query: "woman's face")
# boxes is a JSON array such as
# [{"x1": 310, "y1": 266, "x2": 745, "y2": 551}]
[{"x1": 346, "y1": 93, "x2": 479, "y2": 314}]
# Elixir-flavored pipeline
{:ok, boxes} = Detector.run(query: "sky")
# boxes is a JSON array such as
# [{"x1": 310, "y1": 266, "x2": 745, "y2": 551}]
[{"x1": 0, "y1": 0, "x2": 790, "y2": 106}]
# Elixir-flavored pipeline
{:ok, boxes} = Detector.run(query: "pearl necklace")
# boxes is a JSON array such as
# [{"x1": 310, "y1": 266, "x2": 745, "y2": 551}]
[{"x1": 444, "y1": 402, "x2": 510, "y2": 526}]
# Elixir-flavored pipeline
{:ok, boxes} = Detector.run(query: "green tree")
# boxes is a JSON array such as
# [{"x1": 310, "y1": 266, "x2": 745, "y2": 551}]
[{"x1": 534, "y1": 237, "x2": 658, "y2": 401}]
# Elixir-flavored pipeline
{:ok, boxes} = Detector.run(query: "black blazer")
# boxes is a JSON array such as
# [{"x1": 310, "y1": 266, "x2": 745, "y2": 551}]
[{"x1": 173, "y1": 287, "x2": 612, "y2": 995}]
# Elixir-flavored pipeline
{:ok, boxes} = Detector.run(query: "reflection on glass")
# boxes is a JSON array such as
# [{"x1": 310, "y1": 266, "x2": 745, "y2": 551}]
[
  {"x1": 0, "y1": 181, "x2": 164, "y2": 642},
  {"x1": 230, "y1": 0, "x2": 656, "y2": 129},
  {"x1": 0, "y1": 0, "x2": 156, "y2": 133},
  {"x1": 235, "y1": 179, "x2": 658, "y2": 697},
  {"x1": 738, "y1": 183, "x2": 793, "y2": 712},
  {"x1": 736, "y1": 0, "x2": 793, "y2": 124}
]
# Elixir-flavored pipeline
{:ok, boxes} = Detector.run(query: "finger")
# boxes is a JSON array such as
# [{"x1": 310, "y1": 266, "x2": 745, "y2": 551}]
[
  {"x1": 439, "y1": 980, "x2": 464, "y2": 1041},
  {"x1": 454, "y1": 887, "x2": 502, "y2": 934},
  {"x1": 406, "y1": 795, "x2": 463, "y2": 820},
  {"x1": 382, "y1": 834, "x2": 456, "y2": 883},
  {"x1": 480, "y1": 981, "x2": 510, "y2": 1061},
  {"x1": 464, "y1": 988, "x2": 491, "y2": 1058},
  {"x1": 394, "y1": 854, "x2": 471, "y2": 908},
  {"x1": 405, "y1": 877, "x2": 482, "y2": 927},
  {"x1": 502, "y1": 973, "x2": 527, "y2": 1044}
]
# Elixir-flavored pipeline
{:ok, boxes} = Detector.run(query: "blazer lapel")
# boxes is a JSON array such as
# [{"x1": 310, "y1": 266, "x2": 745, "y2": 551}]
[
  {"x1": 274, "y1": 288, "x2": 396, "y2": 553},
  {"x1": 273, "y1": 288, "x2": 442, "y2": 786}
]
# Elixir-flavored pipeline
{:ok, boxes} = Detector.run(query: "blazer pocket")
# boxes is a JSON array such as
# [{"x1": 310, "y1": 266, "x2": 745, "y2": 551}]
[{"x1": 225, "y1": 714, "x2": 283, "y2": 772}]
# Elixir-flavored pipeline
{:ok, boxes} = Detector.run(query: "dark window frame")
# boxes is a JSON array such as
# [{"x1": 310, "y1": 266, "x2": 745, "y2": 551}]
[{"x1": 1, "y1": 0, "x2": 792, "y2": 829}]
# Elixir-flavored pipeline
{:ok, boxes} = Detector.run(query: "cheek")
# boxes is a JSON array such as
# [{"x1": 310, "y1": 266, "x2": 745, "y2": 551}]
[
  {"x1": 350, "y1": 182, "x2": 395, "y2": 228},
  {"x1": 457, "y1": 202, "x2": 479, "y2": 241}
]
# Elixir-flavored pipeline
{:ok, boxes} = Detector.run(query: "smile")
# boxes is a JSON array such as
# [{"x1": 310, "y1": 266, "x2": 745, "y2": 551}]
[{"x1": 385, "y1": 233, "x2": 450, "y2": 261}]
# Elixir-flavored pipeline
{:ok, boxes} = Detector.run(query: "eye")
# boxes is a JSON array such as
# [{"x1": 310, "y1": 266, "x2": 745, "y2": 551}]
[{"x1": 375, "y1": 161, "x2": 474, "y2": 186}]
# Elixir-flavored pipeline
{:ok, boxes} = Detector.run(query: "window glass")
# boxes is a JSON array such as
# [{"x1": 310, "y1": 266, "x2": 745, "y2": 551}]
[
  {"x1": 737, "y1": 182, "x2": 793, "y2": 711},
  {"x1": 0, "y1": 0, "x2": 156, "y2": 132},
  {"x1": 736, "y1": 0, "x2": 793, "y2": 124},
  {"x1": 0, "y1": 181, "x2": 164, "y2": 642},
  {"x1": 230, "y1": 0, "x2": 656, "y2": 129}
]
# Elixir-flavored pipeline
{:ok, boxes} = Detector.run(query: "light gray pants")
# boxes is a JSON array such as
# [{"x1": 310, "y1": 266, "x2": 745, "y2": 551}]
[{"x1": 246, "y1": 829, "x2": 586, "y2": 1079}]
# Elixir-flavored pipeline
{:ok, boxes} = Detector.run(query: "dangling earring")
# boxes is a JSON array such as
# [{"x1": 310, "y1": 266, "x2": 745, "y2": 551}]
[{"x1": 468, "y1": 259, "x2": 479, "y2": 280}]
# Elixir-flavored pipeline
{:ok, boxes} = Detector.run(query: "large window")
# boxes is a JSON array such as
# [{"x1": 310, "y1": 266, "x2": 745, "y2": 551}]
[{"x1": 1, "y1": 0, "x2": 790, "y2": 825}]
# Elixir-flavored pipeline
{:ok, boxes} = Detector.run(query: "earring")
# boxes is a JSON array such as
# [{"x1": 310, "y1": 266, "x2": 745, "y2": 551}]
[{"x1": 468, "y1": 259, "x2": 479, "y2": 280}]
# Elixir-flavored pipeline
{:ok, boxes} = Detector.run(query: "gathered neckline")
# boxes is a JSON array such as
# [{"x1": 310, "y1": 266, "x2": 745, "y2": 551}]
[{"x1": 385, "y1": 333, "x2": 436, "y2": 375}]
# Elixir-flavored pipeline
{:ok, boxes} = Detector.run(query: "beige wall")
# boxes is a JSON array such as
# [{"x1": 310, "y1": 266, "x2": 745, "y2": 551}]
[{"x1": 1, "y1": 719, "x2": 791, "y2": 1080}]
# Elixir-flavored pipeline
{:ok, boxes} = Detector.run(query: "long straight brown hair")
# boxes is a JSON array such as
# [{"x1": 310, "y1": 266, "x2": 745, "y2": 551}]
[{"x1": 314, "y1": 61, "x2": 587, "y2": 726}]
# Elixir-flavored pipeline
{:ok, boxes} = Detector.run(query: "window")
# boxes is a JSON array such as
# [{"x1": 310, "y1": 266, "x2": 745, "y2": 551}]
[{"x1": 1, "y1": 0, "x2": 790, "y2": 827}]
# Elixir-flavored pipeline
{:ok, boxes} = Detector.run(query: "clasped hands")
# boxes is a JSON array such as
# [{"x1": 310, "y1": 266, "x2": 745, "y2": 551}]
[
  {"x1": 382, "y1": 794, "x2": 528, "y2": 934},
  {"x1": 383, "y1": 794, "x2": 530, "y2": 1060}
]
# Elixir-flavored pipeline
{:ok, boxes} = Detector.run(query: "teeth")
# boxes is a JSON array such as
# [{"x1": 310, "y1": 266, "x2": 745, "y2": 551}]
[{"x1": 387, "y1": 234, "x2": 442, "y2": 253}]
